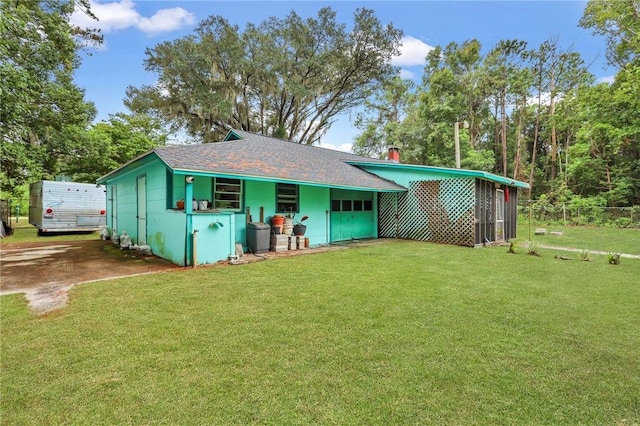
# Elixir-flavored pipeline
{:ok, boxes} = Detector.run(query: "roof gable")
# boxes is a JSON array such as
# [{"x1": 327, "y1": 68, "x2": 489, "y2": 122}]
[
  {"x1": 152, "y1": 130, "x2": 404, "y2": 191},
  {"x1": 98, "y1": 129, "x2": 529, "y2": 190}
]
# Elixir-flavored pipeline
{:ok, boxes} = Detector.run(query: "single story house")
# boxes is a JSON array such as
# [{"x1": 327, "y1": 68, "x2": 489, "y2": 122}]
[{"x1": 96, "y1": 130, "x2": 529, "y2": 266}]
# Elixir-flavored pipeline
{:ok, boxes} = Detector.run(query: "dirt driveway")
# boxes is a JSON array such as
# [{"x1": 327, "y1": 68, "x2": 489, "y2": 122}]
[{"x1": 0, "y1": 240, "x2": 180, "y2": 314}]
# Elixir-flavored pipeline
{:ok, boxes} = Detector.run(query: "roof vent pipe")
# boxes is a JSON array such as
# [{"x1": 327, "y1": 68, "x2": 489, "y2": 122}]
[{"x1": 387, "y1": 146, "x2": 400, "y2": 163}]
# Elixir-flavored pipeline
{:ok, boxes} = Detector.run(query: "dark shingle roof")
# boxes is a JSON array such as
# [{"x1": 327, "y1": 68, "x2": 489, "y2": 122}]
[{"x1": 152, "y1": 130, "x2": 405, "y2": 191}]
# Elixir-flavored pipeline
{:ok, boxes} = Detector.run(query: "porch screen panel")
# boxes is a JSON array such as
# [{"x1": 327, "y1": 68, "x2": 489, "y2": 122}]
[
  {"x1": 504, "y1": 187, "x2": 518, "y2": 240},
  {"x1": 475, "y1": 179, "x2": 495, "y2": 245}
]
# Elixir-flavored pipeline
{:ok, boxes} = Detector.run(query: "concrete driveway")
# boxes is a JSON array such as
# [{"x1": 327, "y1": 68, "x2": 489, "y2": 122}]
[{"x1": 0, "y1": 239, "x2": 180, "y2": 314}]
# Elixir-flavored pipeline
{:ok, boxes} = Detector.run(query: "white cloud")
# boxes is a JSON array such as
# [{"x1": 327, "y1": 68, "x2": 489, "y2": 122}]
[
  {"x1": 137, "y1": 7, "x2": 195, "y2": 35},
  {"x1": 597, "y1": 75, "x2": 615, "y2": 84},
  {"x1": 318, "y1": 142, "x2": 353, "y2": 153},
  {"x1": 70, "y1": 0, "x2": 195, "y2": 36},
  {"x1": 392, "y1": 36, "x2": 434, "y2": 67},
  {"x1": 527, "y1": 91, "x2": 564, "y2": 107},
  {"x1": 399, "y1": 69, "x2": 418, "y2": 80}
]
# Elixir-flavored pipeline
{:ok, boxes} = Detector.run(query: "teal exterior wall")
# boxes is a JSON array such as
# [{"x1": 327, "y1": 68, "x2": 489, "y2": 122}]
[
  {"x1": 190, "y1": 212, "x2": 236, "y2": 265},
  {"x1": 104, "y1": 156, "x2": 191, "y2": 265},
  {"x1": 358, "y1": 165, "x2": 451, "y2": 188},
  {"x1": 102, "y1": 159, "x2": 341, "y2": 266},
  {"x1": 243, "y1": 181, "x2": 331, "y2": 247},
  {"x1": 299, "y1": 185, "x2": 331, "y2": 245}
]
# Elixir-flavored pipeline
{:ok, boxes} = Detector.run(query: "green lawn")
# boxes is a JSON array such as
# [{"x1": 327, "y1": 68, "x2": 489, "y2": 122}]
[
  {"x1": 518, "y1": 222, "x2": 640, "y2": 255},
  {"x1": 1, "y1": 223, "x2": 99, "y2": 244},
  {"x1": 2, "y1": 240, "x2": 639, "y2": 424}
]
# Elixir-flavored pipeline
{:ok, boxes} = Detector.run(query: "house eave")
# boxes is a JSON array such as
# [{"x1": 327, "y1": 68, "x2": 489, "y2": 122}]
[
  {"x1": 349, "y1": 161, "x2": 531, "y2": 189},
  {"x1": 96, "y1": 150, "x2": 170, "y2": 184},
  {"x1": 170, "y1": 168, "x2": 407, "y2": 192}
]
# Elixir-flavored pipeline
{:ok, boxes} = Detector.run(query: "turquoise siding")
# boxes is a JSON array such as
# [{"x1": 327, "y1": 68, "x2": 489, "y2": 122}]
[
  {"x1": 243, "y1": 181, "x2": 330, "y2": 247},
  {"x1": 102, "y1": 159, "x2": 338, "y2": 266},
  {"x1": 105, "y1": 157, "x2": 191, "y2": 265},
  {"x1": 300, "y1": 185, "x2": 331, "y2": 245},
  {"x1": 359, "y1": 165, "x2": 450, "y2": 188},
  {"x1": 191, "y1": 212, "x2": 235, "y2": 265}
]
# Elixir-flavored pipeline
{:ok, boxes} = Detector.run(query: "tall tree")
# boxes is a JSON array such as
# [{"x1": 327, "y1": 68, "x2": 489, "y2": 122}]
[
  {"x1": 125, "y1": 7, "x2": 402, "y2": 144},
  {"x1": 416, "y1": 40, "x2": 492, "y2": 168},
  {"x1": 0, "y1": 0, "x2": 101, "y2": 192},
  {"x1": 578, "y1": 0, "x2": 639, "y2": 205},
  {"x1": 525, "y1": 39, "x2": 593, "y2": 194},
  {"x1": 353, "y1": 77, "x2": 416, "y2": 159},
  {"x1": 484, "y1": 39, "x2": 528, "y2": 176},
  {"x1": 62, "y1": 113, "x2": 168, "y2": 183},
  {"x1": 580, "y1": 0, "x2": 640, "y2": 67}
]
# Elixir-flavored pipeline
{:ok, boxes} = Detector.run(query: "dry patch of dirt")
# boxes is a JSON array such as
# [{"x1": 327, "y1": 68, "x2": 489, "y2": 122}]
[{"x1": 0, "y1": 240, "x2": 180, "y2": 314}]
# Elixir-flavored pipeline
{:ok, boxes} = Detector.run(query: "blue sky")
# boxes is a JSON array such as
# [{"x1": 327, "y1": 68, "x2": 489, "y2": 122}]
[{"x1": 72, "y1": 1, "x2": 617, "y2": 151}]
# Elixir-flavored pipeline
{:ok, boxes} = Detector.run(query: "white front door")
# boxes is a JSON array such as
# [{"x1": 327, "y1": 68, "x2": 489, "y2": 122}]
[
  {"x1": 136, "y1": 175, "x2": 147, "y2": 245},
  {"x1": 496, "y1": 189, "x2": 505, "y2": 242}
]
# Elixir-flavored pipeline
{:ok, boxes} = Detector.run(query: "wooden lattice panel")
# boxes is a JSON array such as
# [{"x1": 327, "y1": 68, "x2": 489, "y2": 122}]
[
  {"x1": 378, "y1": 192, "x2": 398, "y2": 238},
  {"x1": 378, "y1": 179, "x2": 476, "y2": 247}
]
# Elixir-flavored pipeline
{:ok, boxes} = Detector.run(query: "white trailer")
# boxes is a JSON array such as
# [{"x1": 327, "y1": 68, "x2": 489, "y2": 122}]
[{"x1": 29, "y1": 181, "x2": 107, "y2": 234}]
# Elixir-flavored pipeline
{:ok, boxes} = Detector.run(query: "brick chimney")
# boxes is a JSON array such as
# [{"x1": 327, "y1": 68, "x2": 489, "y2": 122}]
[{"x1": 387, "y1": 146, "x2": 400, "y2": 163}]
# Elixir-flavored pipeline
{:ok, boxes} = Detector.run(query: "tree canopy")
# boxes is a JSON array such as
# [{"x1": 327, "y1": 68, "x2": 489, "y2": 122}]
[
  {"x1": 579, "y1": 0, "x2": 640, "y2": 67},
  {"x1": 63, "y1": 113, "x2": 169, "y2": 183},
  {"x1": 0, "y1": 0, "x2": 102, "y2": 193},
  {"x1": 354, "y1": 0, "x2": 640, "y2": 206},
  {"x1": 125, "y1": 7, "x2": 403, "y2": 144},
  {"x1": 1, "y1": 0, "x2": 638, "y2": 209}
]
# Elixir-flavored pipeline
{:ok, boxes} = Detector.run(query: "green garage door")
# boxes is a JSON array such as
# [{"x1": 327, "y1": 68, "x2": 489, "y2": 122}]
[{"x1": 330, "y1": 189, "x2": 375, "y2": 241}]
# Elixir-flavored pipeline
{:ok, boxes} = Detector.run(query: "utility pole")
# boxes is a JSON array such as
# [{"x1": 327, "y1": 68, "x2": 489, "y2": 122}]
[
  {"x1": 454, "y1": 121, "x2": 461, "y2": 169},
  {"x1": 454, "y1": 121, "x2": 468, "y2": 169}
]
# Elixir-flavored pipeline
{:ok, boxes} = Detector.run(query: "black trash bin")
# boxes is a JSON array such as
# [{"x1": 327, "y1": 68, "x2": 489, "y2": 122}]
[{"x1": 246, "y1": 222, "x2": 271, "y2": 253}]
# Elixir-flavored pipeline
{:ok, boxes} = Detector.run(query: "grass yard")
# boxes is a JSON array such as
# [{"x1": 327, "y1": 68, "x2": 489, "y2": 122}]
[
  {"x1": 518, "y1": 222, "x2": 640, "y2": 255},
  {"x1": 1, "y1": 221, "x2": 100, "y2": 244},
  {"x1": 2, "y1": 239, "x2": 639, "y2": 424}
]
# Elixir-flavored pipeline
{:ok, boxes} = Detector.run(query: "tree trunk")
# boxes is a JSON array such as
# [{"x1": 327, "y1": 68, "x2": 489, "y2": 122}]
[
  {"x1": 528, "y1": 94, "x2": 542, "y2": 199},
  {"x1": 549, "y1": 75, "x2": 557, "y2": 180},
  {"x1": 513, "y1": 95, "x2": 524, "y2": 180},
  {"x1": 564, "y1": 132, "x2": 571, "y2": 184},
  {"x1": 493, "y1": 100, "x2": 500, "y2": 175},
  {"x1": 500, "y1": 88, "x2": 508, "y2": 176}
]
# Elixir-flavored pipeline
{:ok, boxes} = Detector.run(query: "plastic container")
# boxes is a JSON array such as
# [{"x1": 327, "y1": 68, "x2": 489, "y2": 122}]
[{"x1": 246, "y1": 222, "x2": 271, "y2": 253}]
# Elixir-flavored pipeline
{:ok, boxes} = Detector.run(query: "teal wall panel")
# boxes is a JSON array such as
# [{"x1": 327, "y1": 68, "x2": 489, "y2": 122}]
[
  {"x1": 193, "y1": 178, "x2": 213, "y2": 205},
  {"x1": 359, "y1": 165, "x2": 445, "y2": 188},
  {"x1": 171, "y1": 173, "x2": 185, "y2": 209},
  {"x1": 150, "y1": 211, "x2": 187, "y2": 265},
  {"x1": 191, "y1": 212, "x2": 235, "y2": 265},
  {"x1": 299, "y1": 185, "x2": 330, "y2": 246},
  {"x1": 242, "y1": 181, "x2": 330, "y2": 247},
  {"x1": 105, "y1": 157, "x2": 189, "y2": 266}
]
